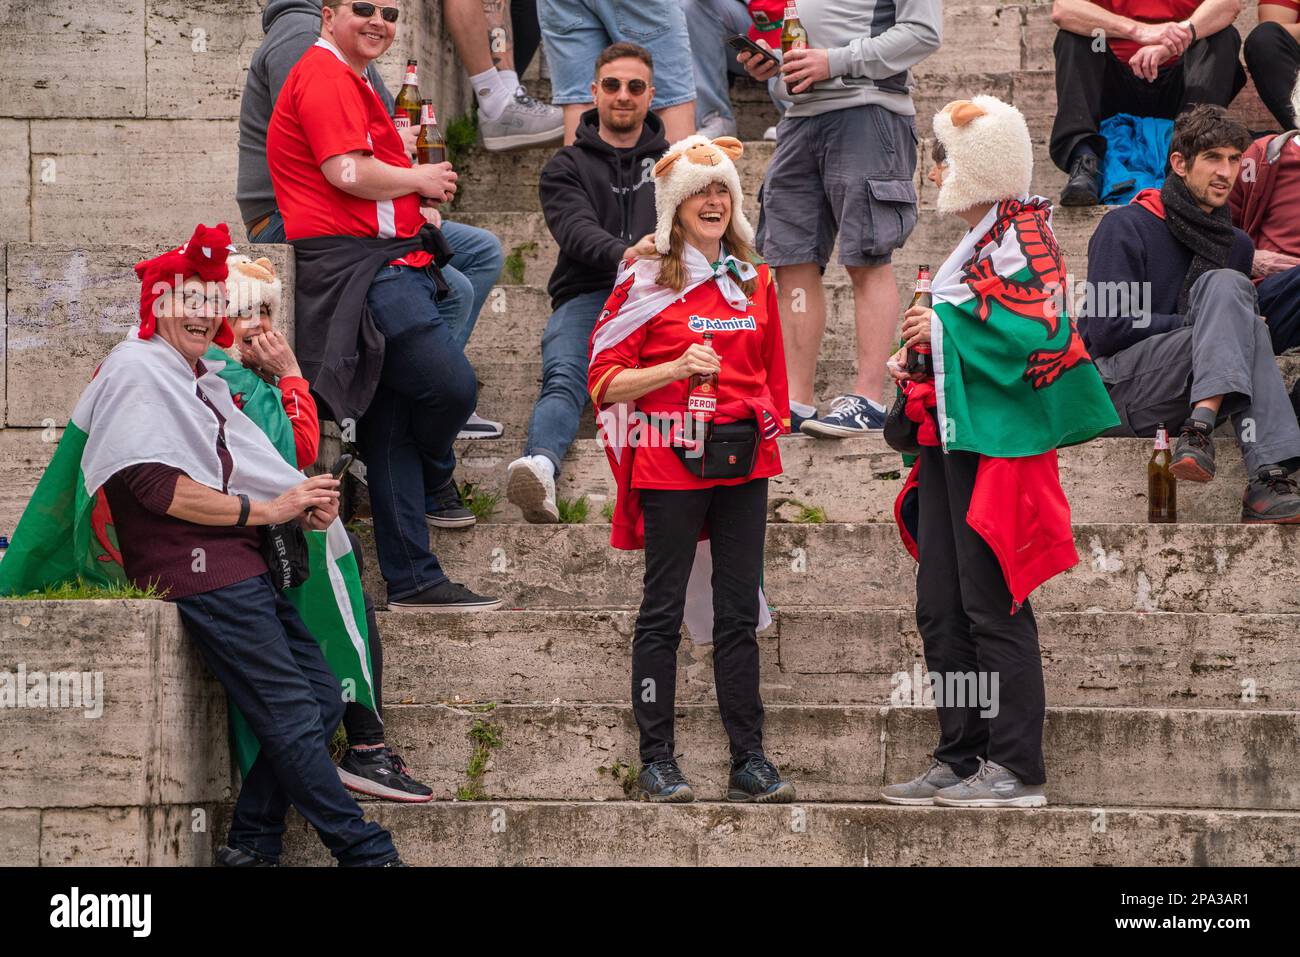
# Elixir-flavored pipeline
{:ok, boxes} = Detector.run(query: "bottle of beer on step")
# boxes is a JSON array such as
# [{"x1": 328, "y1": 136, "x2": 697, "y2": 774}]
[
  {"x1": 1148, "y1": 422, "x2": 1177, "y2": 523},
  {"x1": 416, "y1": 99, "x2": 446, "y2": 207},
  {"x1": 394, "y1": 59, "x2": 422, "y2": 130},
  {"x1": 905, "y1": 264, "x2": 933, "y2": 376},
  {"x1": 688, "y1": 331, "x2": 718, "y2": 426}
]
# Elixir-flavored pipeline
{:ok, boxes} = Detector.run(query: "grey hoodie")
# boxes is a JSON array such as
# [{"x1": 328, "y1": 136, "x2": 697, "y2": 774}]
[
  {"x1": 776, "y1": 0, "x2": 942, "y2": 118},
  {"x1": 236, "y1": 0, "x2": 394, "y2": 226}
]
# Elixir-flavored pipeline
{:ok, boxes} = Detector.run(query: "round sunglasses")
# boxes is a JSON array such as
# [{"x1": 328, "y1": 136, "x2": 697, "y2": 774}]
[{"x1": 599, "y1": 77, "x2": 649, "y2": 95}]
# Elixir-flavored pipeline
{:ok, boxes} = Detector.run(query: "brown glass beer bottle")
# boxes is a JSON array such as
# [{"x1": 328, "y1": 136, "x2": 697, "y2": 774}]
[
  {"x1": 394, "y1": 59, "x2": 421, "y2": 130},
  {"x1": 905, "y1": 264, "x2": 933, "y2": 376},
  {"x1": 1148, "y1": 423, "x2": 1177, "y2": 523},
  {"x1": 687, "y1": 331, "x2": 718, "y2": 425}
]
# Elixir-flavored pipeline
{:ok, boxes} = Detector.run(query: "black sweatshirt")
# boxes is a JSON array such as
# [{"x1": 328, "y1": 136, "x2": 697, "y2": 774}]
[{"x1": 539, "y1": 109, "x2": 668, "y2": 311}]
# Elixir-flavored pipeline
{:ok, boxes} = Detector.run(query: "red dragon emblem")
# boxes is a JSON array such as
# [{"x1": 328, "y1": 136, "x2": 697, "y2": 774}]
[
  {"x1": 90, "y1": 488, "x2": 124, "y2": 567},
  {"x1": 597, "y1": 271, "x2": 637, "y2": 327},
  {"x1": 961, "y1": 198, "x2": 1095, "y2": 390}
]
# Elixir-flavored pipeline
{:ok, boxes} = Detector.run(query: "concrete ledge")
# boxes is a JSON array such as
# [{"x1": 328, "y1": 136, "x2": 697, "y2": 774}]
[
  {"x1": 0, "y1": 600, "x2": 229, "y2": 810},
  {"x1": 0, "y1": 803, "x2": 219, "y2": 865},
  {"x1": 277, "y1": 800, "x2": 1300, "y2": 866}
]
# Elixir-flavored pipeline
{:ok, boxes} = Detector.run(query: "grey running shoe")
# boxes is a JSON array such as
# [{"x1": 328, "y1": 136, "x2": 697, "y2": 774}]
[
  {"x1": 1170, "y1": 417, "x2": 1216, "y2": 482},
  {"x1": 479, "y1": 88, "x2": 563, "y2": 151},
  {"x1": 637, "y1": 758, "x2": 695, "y2": 803},
  {"x1": 1242, "y1": 465, "x2": 1300, "y2": 524},
  {"x1": 932, "y1": 759, "x2": 1047, "y2": 808},
  {"x1": 880, "y1": 759, "x2": 963, "y2": 806}
]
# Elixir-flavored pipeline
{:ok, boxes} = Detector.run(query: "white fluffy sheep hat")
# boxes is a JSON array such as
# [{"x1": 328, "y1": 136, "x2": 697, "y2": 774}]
[
  {"x1": 651, "y1": 135, "x2": 755, "y2": 254},
  {"x1": 224, "y1": 254, "x2": 283, "y2": 324},
  {"x1": 1292, "y1": 71, "x2": 1300, "y2": 128},
  {"x1": 933, "y1": 96, "x2": 1034, "y2": 214}
]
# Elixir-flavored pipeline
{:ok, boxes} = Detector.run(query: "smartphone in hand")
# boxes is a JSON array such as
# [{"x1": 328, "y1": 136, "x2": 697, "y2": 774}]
[{"x1": 726, "y1": 33, "x2": 780, "y2": 68}]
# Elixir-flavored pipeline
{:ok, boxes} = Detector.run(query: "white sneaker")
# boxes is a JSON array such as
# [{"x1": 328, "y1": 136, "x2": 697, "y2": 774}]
[
  {"x1": 458, "y1": 411, "x2": 504, "y2": 440},
  {"x1": 506, "y1": 455, "x2": 559, "y2": 523},
  {"x1": 763, "y1": 125, "x2": 778, "y2": 142},
  {"x1": 698, "y1": 113, "x2": 738, "y2": 139},
  {"x1": 479, "y1": 88, "x2": 563, "y2": 151}
]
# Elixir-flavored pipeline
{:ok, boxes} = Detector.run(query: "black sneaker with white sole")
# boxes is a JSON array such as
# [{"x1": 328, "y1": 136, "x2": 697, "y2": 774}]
[
  {"x1": 458, "y1": 411, "x2": 504, "y2": 440},
  {"x1": 799, "y1": 393, "x2": 886, "y2": 438},
  {"x1": 337, "y1": 747, "x2": 434, "y2": 803},
  {"x1": 426, "y1": 478, "x2": 477, "y2": 528},
  {"x1": 387, "y1": 580, "x2": 502, "y2": 613},
  {"x1": 215, "y1": 844, "x2": 277, "y2": 867}
]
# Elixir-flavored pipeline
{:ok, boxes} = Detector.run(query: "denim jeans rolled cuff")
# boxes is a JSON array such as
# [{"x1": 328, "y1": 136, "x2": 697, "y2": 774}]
[
  {"x1": 524, "y1": 289, "x2": 608, "y2": 479},
  {"x1": 174, "y1": 573, "x2": 397, "y2": 866}
]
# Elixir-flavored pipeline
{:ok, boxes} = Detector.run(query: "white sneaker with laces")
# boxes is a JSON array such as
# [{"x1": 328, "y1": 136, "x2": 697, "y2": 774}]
[
  {"x1": 763, "y1": 125, "x2": 778, "y2": 142},
  {"x1": 479, "y1": 88, "x2": 563, "y2": 151},
  {"x1": 506, "y1": 455, "x2": 559, "y2": 523},
  {"x1": 698, "y1": 113, "x2": 738, "y2": 139}
]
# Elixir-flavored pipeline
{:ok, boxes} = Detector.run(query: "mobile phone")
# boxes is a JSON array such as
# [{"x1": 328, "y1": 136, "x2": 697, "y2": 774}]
[
  {"x1": 726, "y1": 33, "x2": 780, "y2": 68},
  {"x1": 329, "y1": 453, "x2": 355, "y2": 482}
]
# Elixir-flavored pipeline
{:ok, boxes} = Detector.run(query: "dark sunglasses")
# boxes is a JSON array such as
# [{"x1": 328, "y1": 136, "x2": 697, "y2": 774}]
[
  {"x1": 599, "y1": 77, "x2": 649, "y2": 95},
  {"x1": 333, "y1": 1, "x2": 400, "y2": 23}
]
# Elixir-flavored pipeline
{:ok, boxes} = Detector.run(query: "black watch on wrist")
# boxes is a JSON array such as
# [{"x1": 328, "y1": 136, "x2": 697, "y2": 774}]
[{"x1": 236, "y1": 493, "x2": 251, "y2": 527}]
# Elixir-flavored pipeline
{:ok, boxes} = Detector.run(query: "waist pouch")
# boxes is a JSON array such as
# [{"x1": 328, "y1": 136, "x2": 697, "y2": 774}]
[
  {"x1": 672, "y1": 420, "x2": 759, "y2": 480},
  {"x1": 260, "y1": 521, "x2": 311, "y2": 591}
]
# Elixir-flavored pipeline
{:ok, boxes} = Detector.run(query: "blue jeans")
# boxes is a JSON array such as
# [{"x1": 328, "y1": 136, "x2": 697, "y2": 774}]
[
  {"x1": 681, "y1": 0, "x2": 786, "y2": 128},
  {"x1": 249, "y1": 213, "x2": 501, "y2": 353},
  {"x1": 1259, "y1": 264, "x2": 1300, "y2": 355},
  {"x1": 361, "y1": 265, "x2": 477, "y2": 600},
  {"x1": 524, "y1": 289, "x2": 607, "y2": 477},
  {"x1": 174, "y1": 573, "x2": 397, "y2": 866},
  {"x1": 438, "y1": 220, "x2": 504, "y2": 351}
]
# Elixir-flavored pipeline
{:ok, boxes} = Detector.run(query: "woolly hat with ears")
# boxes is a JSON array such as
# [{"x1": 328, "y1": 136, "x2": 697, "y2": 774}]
[
  {"x1": 134, "y1": 223, "x2": 238, "y2": 347},
  {"x1": 651, "y1": 135, "x2": 755, "y2": 255},
  {"x1": 1292, "y1": 72, "x2": 1300, "y2": 128},
  {"x1": 933, "y1": 96, "x2": 1034, "y2": 214},
  {"x1": 225, "y1": 254, "x2": 283, "y2": 326}
]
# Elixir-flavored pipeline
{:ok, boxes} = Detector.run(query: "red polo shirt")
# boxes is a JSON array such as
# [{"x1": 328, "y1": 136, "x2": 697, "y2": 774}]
[
  {"x1": 267, "y1": 39, "x2": 431, "y2": 268},
  {"x1": 1095, "y1": 0, "x2": 1202, "y2": 64}
]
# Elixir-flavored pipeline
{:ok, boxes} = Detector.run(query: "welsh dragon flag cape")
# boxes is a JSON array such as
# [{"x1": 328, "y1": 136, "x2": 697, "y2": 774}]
[
  {"x1": 928, "y1": 196, "x2": 1118, "y2": 456},
  {"x1": 0, "y1": 332, "x2": 376, "y2": 777}
]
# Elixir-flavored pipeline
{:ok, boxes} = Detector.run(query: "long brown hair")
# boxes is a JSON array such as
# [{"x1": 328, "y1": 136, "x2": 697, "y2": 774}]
[{"x1": 656, "y1": 201, "x2": 759, "y2": 297}]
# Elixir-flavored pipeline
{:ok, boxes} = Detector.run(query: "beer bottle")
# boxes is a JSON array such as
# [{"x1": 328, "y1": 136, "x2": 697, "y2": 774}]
[
  {"x1": 394, "y1": 59, "x2": 421, "y2": 130},
  {"x1": 416, "y1": 99, "x2": 446, "y2": 208},
  {"x1": 687, "y1": 331, "x2": 718, "y2": 425},
  {"x1": 905, "y1": 264, "x2": 933, "y2": 376},
  {"x1": 1148, "y1": 423, "x2": 1177, "y2": 523},
  {"x1": 781, "y1": 3, "x2": 809, "y2": 54}
]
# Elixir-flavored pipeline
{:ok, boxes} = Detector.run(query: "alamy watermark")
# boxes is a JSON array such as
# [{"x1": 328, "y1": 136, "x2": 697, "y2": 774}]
[
  {"x1": 890, "y1": 664, "x2": 1000, "y2": 719},
  {"x1": 0, "y1": 664, "x2": 104, "y2": 718}
]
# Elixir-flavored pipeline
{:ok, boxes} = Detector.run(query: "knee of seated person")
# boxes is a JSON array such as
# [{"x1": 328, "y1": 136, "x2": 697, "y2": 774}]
[
  {"x1": 1244, "y1": 21, "x2": 1286, "y2": 58},
  {"x1": 1191, "y1": 268, "x2": 1255, "y2": 308}
]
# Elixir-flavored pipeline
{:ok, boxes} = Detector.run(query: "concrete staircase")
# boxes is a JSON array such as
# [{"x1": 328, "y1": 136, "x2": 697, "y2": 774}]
[{"x1": 3, "y1": 1, "x2": 1298, "y2": 865}]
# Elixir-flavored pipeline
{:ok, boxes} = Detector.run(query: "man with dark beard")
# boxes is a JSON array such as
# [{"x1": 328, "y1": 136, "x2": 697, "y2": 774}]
[
  {"x1": 1084, "y1": 104, "x2": 1300, "y2": 523},
  {"x1": 505, "y1": 43, "x2": 669, "y2": 522}
]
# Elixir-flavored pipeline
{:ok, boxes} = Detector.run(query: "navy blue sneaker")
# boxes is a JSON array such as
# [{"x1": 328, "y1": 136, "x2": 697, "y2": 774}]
[
  {"x1": 636, "y1": 758, "x2": 695, "y2": 803},
  {"x1": 799, "y1": 393, "x2": 886, "y2": 438},
  {"x1": 789, "y1": 407, "x2": 814, "y2": 435},
  {"x1": 215, "y1": 844, "x2": 277, "y2": 867},
  {"x1": 726, "y1": 752, "x2": 796, "y2": 803},
  {"x1": 425, "y1": 478, "x2": 476, "y2": 528}
]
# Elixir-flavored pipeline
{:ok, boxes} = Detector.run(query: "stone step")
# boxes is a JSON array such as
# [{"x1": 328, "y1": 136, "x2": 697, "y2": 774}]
[
  {"x1": 376, "y1": 607, "x2": 1300, "y2": 710},
  {"x1": 451, "y1": 434, "x2": 1256, "y2": 527},
  {"x1": 351, "y1": 520, "x2": 1300, "y2": 615},
  {"x1": 369, "y1": 701, "x2": 1300, "y2": 810},
  {"x1": 277, "y1": 801, "x2": 1300, "y2": 866}
]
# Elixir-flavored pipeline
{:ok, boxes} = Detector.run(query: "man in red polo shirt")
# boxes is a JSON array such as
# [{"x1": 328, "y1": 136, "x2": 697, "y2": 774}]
[
  {"x1": 1049, "y1": 0, "x2": 1246, "y2": 206},
  {"x1": 268, "y1": 0, "x2": 501, "y2": 613}
]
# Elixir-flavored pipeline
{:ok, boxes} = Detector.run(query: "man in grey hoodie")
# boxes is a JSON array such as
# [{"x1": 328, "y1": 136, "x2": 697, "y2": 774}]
[
  {"x1": 237, "y1": 0, "x2": 505, "y2": 441},
  {"x1": 738, "y1": 0, "x2": 941, "y2": 439}
]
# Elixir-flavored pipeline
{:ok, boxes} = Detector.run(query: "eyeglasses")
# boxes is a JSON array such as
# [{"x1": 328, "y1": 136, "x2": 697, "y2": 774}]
[
  {"x1": 599, "y1": 77, "x2": 649, "y2": 95},
  {"x1": 331, "y1": 2, "x2": 400, "y2": 23}
]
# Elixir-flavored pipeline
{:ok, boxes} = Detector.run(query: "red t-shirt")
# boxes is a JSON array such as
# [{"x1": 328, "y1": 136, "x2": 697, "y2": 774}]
[
  {"x1": 267, "y1": 39, "x2": 431, "y2": 268},
  {"x1": 589, "y1": 264, "x2": 790, "y2": 490},
  {"x1": 1095, "y1": 0, "x2": 1201, "y2": 64}
]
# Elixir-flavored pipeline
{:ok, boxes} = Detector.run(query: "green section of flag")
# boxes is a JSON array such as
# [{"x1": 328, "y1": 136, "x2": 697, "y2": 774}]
[
  {"x1": 934, "y1": 268, "x2": 1118, "y2": 458},
  {"x1": 0, "y1": 422, "x2": 126, "y2": 596}
]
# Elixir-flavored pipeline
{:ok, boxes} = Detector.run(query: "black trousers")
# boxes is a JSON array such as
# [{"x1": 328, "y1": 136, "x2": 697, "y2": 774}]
[
  {"x1": 343, "y1": 531, "x2": 385, "y2": 746},
  {"x1": 1244, "y1": 22, "x2": 1300, "y2": 133},
  {"x1": 512, "y1": 0, "x2": 542, "y2": 77},
  {"x1": 914, "y1": 446, "x2": 1047, "y2": 785},
  {"x1": 634, "y1": 479, "x2": 768, "y2": 764},
  {"x1": 1050, "y1": 27, "x2": 1246, "y2": 171}
]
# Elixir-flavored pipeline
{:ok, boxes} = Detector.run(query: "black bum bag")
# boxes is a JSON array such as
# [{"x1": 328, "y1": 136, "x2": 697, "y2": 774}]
[{"x1": 671, "y1": 420, "x2": 759, "y2": 480}]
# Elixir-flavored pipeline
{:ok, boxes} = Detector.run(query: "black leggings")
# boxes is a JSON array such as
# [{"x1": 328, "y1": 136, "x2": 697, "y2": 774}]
[
  {"x1": 512, "y1": 0, "x2": 542, "y2": 77},
  {"x1": 343, "y1": 531, "x2": 385, "y2": 747},
  {"x1": 634, "y1": 479, "x2": 768, "y2": 763},
  {"x1": 1244, "y1": 21, "x2": 1300, "y2": 133}
]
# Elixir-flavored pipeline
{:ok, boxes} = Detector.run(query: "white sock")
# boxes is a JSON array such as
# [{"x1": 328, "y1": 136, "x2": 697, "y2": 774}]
[
  {"x1": 498, "y1": 69, "x2": 520, "y2": 94},
  {"x1": 471, "y1": 67, "x2": 511, "y2": 121},
  {"x1": 865, "y1": 397, "x2": 886, "y2": 413},
  {"x1": 789, "y1": 400, "x2": 817, "y2": 418}
]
